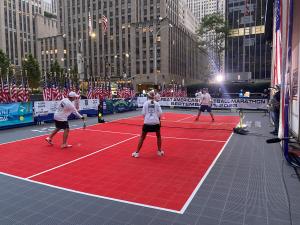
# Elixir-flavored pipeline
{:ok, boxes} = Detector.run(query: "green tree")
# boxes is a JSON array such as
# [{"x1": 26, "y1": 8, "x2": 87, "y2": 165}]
[
  {"x1": 70, "y1": 66, "x2": 79, "y2": 86},
  {"x1": 0, "y1": 49, "x2": 10, "y2": 78},
  {"x1": 197, "y1": 13, "x2": 229, "y2": 72},
  {"x1": 22, "y1": 54, "x2": 41, "y2": 88},
  {"x1": 50, "y1": 59, "x2": 63, "y2": 75}
]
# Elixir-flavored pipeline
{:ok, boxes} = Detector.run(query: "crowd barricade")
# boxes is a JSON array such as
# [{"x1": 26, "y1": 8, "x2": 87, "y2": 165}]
[
  {"x1": 137, "y1": 97, "x2": 268, "y2": 110},
  {"x1": 0, "y1": 98, "x2": 138, "y2": 129}
]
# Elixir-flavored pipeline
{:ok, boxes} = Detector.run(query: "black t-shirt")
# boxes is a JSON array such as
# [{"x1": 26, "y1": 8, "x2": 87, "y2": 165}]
[
  {"x1": 274, "y1": 91, "x2": 280, "y2": 102},
  {"x1": 273, "y1": 91, "x2": 280, "y2": 112}
]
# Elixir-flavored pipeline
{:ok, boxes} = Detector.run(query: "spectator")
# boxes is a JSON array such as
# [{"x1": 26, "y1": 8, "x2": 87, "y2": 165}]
[{"x1": 269, "y1": 85, "x2": 280, "y2": 135}]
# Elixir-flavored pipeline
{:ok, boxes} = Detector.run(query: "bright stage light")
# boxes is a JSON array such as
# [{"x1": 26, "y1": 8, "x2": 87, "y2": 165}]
[{"x1": 216, "y1": 74, "x2": 225, "y2": 82}]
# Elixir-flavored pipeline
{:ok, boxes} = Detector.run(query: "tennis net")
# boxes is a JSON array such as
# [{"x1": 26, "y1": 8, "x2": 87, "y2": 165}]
[{"x1": 108, "y1": 118, "x2": 238, "y2": 131}]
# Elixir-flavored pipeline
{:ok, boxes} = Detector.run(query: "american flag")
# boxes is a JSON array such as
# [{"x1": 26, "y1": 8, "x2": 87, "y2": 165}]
[
  {"x1": 23, "y1": 81, "x2": 30, "y2": 102},
  {"x1": 18, "y1": 83, "x2": 25, "y2": 102},
  {"x1": 10, "y1": 80, "x2": 18, "y2": 102},
  {"x1": 61, "y1": 78, "x2": 69, "y2": 99},
  {"x1": 43, "y1": 78, "x2": 49, "y2": 101},
  {"x1": 100, "y1": 15, "x2": 108, "y2": 33},
  {"x1": 273, "y1": 0, "x2": 282, "y2": 86},
  {"x1": 87, "y1": 80, "x2": 94, "y2": 99},
  {"x1": 3, "y1": 82, "x2": 10, "y2": 103},
  {"x1": 0, "y1": 77, "x2": 4, "y2": 103}
]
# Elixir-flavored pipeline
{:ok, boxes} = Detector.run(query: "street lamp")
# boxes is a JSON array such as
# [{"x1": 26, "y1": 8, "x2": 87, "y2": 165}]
[
  {"x1": 154, "y1": 21, "x2": 173, "y2": 85},
  {"x1": 90, "y1": 32, "x2": 96, "y2": 39}
]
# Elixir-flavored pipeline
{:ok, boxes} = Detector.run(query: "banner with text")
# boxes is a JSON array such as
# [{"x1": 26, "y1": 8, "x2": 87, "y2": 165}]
[
  {"x1": 137, "y1": 97, "x2": 268, "y2": 110},
  {"x1": 34, "y1": 99, "x2": 100, "y2": 116},
  {"x1": 0, "y1": 102, "x2": 33, "y2": 127}
]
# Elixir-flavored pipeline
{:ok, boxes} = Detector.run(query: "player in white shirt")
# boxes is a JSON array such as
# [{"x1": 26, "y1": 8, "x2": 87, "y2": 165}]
[
  {"x1": 45, "y1": 91, "x2": 84, "y2": 148},
  {"x1": 195, "y1": 89, "x2": 202, "y2": 99},
  {"x1": 132, "y1": 90, "x2": 164, "y2": 158},
  {"x1": 195, "y1": 88, "x2": 215, "y2": 122},
  {"x1": 154, "y1": 90, "x2": 161, "y2": 102}
]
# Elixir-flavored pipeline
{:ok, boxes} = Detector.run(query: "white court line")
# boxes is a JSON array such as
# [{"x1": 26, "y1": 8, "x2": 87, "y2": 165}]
[
  {"x1": 179, "y1": 132, "x2": 234, "y2": 214},
  {"x1": 84, "y1": 129, "x2": 227, "y2": 143},
  {"x1": 175, "y1": 114, "x2": 195, "y2": 122},
  {"x1": 27, "y1": 135, "x2": 139, "y2": 179},
  {"x1": 1, "y1": 172, "x2": 181, "y2": 214},
  {"x1": 0, "y1": 114, "x2": 141, "y2": 146}
]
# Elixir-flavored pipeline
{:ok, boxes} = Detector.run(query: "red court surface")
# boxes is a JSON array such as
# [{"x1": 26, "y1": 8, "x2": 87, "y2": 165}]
[{"x1": 0, "y1": 112, "x2": 239, "y2": 213}]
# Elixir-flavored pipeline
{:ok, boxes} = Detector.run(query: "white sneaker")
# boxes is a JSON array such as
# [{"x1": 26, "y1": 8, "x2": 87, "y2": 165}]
[
  {"x1": 61, "y1": 144, "x2": 72, "y2": 149},
  {"x1": 157, "y1": 150, "x2": 164, "y2": 156},
  {"x1": 132, "y1": 152, "x2": 139, "y2": 158},
  {"x1": 45, "y1": 137, "x2": 53, "y2": 145}
]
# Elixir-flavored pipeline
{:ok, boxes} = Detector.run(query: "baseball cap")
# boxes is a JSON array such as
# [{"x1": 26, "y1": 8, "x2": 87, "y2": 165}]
[
  {"x1": 68, "y1": 91, "x2": 79, "y2": 98},
  {"x1": 147, "y1": 90, "x2": 155, "y2": 99}
]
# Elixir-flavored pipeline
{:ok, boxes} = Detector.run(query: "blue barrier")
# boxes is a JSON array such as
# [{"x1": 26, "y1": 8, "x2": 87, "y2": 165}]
[
  {"x1": 0, "y1": 102, "x2": 34, "y2": 129},
  {"x1": 0, "y1": 98, "x2": 137, "y2": 129}
]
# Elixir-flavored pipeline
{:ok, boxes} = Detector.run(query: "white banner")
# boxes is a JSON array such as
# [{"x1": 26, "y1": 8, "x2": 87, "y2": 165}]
[
  {"x1": 34, "y1": 101, "x2": 60, "y2": 116},
  {"x1": 137, "y1": 97, "x2": 147, "y2": 107},
  {"x1": 79, "y1": 99, "x2": 99, "y2": 111},
  {"x1": 34, "y1": 99, "x2": 100, "y2": 116},
  {"x1": 137, "y1": 97, "x2": 268, "y2": 110}
]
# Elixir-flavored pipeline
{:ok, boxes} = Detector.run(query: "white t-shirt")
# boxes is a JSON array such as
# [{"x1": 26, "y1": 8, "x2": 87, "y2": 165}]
[
  {"x1": 54, "y1": 98, "x2": 82, "y2": 121},
  {"x1": 195, "y1": 92, "x2": 202, "y2": 98},
  {"x1": 201, "y1": 93, "x2": 212, "y2": 106},
  {"x1": 142, "y1": 100, "x2": 162, "y2": 125}
]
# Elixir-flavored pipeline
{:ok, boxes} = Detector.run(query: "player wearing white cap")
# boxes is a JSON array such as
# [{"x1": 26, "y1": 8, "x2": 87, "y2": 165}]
[
  {"x1": 45, "y1": 91, "x2": 84, "y2": 148},
  {"x1": 132, "y1": 90, "x2": 164, "y2": 158}
]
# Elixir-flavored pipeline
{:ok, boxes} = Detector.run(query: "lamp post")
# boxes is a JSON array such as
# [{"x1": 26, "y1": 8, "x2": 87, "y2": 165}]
[{"x1": 153, "y1": 21, "x2": 173, "y2": 86}]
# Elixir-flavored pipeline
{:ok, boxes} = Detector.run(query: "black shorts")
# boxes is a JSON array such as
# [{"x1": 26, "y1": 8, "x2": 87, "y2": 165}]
[
  {"x1": 54, "y1": 120, "x2": 69, "y2": 130},
  {"x1": 200, "y1": 105, "x2": 212, "y2": 112},
  {"x1": 142, "y1": 124, "x2": 160, "y2": 133}
]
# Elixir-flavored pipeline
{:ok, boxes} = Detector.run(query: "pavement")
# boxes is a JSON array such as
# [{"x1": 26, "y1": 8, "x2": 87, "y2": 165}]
[{"x1": 0, "y1": 109, "x2": 299, "y2": 225}]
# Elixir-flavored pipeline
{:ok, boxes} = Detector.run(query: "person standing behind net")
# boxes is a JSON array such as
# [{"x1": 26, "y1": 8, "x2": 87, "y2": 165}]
[
  {"x1": 195, "y1": 89, "x2": 202, "y2": 99},
  {"x1": 132, "y1": 90, "x2": 164, "y2": 158},
  {"x1": 154, "y1": 89, "x2": 161, "y2": 102},
  {"x1": 195, "y1": 88, "x2": 215, "y2": 122},
  {"x1": 45, "y1": 91, "x2": 84, "y2": 148}
]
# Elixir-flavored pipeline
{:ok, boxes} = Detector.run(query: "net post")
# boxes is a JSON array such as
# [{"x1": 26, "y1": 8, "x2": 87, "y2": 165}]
[{"x1": 238, "y1": 109, "x2": 246, "y2": 128}]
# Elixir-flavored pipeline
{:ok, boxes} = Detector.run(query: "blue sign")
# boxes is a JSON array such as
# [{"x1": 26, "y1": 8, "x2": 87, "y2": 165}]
[
  {"x1": 103, "y1": 98, "x2": 138, "y2": 114},
  {"x1": 0, "y1": 102, "x2": 33, "y2": 127}
]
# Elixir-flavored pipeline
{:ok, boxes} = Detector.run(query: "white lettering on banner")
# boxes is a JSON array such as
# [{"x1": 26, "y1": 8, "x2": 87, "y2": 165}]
[
  {"x1": 0, "y1": 116, "x2": 8, "y2": 121},
  {"x1": 137, "y1": 97, "x2": 268, "y2": 110},
  {"x1": 34, "y1": 99, "x2": 100, "y2": 116}
]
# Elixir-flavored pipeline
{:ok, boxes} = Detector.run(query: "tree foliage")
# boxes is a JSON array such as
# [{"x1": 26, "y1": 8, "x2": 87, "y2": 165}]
[
  {"x1": 197, "y1": 13, "x2": 229, "y2": 72},
  {"x1": 0, "y1": 49, "x2": 10, "y2": 78},
  {"x1": 50, "y1": 59, "x2": 62, "y2": 75},
  {"x1": 22, "y1": 54, "x2": 41, "y2": 88}
]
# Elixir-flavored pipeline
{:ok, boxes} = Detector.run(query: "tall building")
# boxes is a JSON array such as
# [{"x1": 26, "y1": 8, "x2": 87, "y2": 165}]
[
  {"x1": 187, "y1": 0, "x2": 225, "y2": 22},
  {"x1": 0, "y1": 0, "x2": 45, "y2": 66},
  {"x1": 225, "y1": 0, "x2": 271, "y2": 80},
  {"x1": 51, "y1": 0, "x2": 58, "y2": 15},
  {"x1": 58, "y1": 0, "x2": 208, "y2": 89},
  {"x1": 35, "y1": 15, "x2": 65, "y2": 72},
  {"x1": 186, "y1": 1, "x2": 226, "y2": 75}
]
